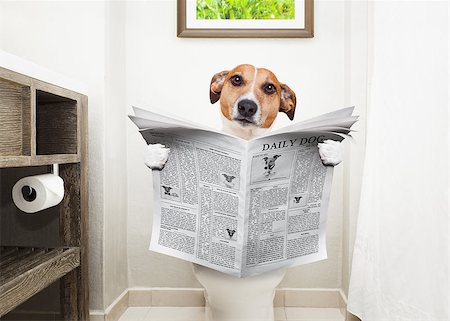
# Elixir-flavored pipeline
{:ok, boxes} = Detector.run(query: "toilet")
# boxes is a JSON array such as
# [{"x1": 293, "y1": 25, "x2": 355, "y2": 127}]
[{"x1": 192, "y1": 264, "x2": 287, "y2": 321}]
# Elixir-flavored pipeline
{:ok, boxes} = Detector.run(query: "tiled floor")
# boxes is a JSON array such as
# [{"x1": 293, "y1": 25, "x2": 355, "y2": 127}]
[{"x1": 118, "y1": 307, "x2": 345, "y2": 321}]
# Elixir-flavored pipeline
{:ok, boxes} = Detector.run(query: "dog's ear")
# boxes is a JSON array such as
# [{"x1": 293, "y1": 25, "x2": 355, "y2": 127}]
[
  {"x1": 210, "y1": 70, "x2": 229, "y2": 104},
  {"x1": 280, "y1": 84, "x2": 297, "y2": 120}
]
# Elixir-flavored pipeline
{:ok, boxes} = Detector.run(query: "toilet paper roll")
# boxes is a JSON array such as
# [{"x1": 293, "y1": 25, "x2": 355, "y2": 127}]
[{"x1": 12, "y1": 174, "x2": 64, "y2": 214}]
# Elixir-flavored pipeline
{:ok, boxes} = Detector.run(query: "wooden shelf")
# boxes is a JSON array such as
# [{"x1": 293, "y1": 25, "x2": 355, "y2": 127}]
[
  {"x1": 0, "y1": 154, "x2": 80, "y2": 168},
  {"x1": 0, "y1": 66, "x2": 89, "y2": 320},
  {"x1": 0, "y1": 246, "x2": 80, "y2": 317}
]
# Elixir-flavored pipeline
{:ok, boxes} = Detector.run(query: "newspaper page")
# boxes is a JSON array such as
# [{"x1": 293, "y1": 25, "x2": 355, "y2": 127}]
[
  {"x1": 140, "y1": 127, "x2": 249, "y2": 277},
  {"x1": 130, "y1": 107, "x2": 357, "y2": 277},
  {"x1": 241, "y1": 131, "x2": 342, "y2": 277}
]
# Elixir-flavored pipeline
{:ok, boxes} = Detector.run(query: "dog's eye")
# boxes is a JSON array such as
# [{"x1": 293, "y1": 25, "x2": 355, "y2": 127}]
[
  {"x1": 263, "y1": 83, "x2": 276, "y2": 95},
  {"x1": 230, "y1": 75, "x2": 243, "y2": 86}
]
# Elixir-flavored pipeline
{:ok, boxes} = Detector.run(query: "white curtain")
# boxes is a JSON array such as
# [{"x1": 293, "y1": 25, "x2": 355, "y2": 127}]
[{"x1": 347, "y1": 2, "x2": 448, "y2": 321}]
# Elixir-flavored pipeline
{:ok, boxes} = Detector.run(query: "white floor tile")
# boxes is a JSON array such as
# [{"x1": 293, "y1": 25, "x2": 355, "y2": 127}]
[
  {"x1": 119, "y1": 307, "x2": 344, "y2": 321},
  {"x1": 118, "y1": 307, "x2": 151, "y2": 321},
  {"x1": 144, "y1": 307, "x2": 205, "y2": 321},
  {"x1": 285, "y1": 308, "x2": 344, "y2": 321}
]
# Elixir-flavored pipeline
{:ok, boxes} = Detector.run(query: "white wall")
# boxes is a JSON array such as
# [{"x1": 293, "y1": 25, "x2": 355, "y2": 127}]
[
  {"x1": 125, "y1": 0, "x2": 363, "y2": 290},
  {"x1": 0, "y1": 1, "x2": 129, "y2": 311},
  {"x1": 0, "y1": 0, "x2": 368, "y2": 311},
  {"x1": 104, "y1": 1, "x2": 129, "y2": 308}
]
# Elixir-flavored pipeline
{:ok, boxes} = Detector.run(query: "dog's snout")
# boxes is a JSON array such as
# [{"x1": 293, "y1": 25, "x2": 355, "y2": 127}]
[{"x1": 238, "y1": 99, "x2": 257, "y2": 118}]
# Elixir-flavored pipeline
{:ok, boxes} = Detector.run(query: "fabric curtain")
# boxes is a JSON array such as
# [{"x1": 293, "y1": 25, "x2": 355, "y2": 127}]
[{"x1": 347, "y1": 2, "x2": 448, "y2": 321}]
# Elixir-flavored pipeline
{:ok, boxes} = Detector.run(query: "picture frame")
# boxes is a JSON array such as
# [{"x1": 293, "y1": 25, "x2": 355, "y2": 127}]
[{"x1": 177, "y1": 0, "x2": 314, "y2": 38}]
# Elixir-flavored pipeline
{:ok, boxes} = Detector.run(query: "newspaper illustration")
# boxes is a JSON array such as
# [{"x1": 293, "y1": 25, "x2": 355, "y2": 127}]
[{"x1": 129, "y1": 106, "x2": 357, "y2": 277}]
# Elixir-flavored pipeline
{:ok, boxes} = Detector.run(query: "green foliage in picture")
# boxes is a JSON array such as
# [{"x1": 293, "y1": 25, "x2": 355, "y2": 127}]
[{"x1": 196, "y1": 0, "x2": 295, "y2": 20}]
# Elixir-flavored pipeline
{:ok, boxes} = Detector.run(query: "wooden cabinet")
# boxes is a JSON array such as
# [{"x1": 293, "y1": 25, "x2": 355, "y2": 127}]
[{"x1": 0, "y1": 67, "x2": 89, "y2": 320}]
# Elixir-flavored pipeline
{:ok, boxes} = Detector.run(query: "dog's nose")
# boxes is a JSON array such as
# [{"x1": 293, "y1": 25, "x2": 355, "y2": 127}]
[{"x1": 238, "y1": 99, "x2": 257, "y2": 117}]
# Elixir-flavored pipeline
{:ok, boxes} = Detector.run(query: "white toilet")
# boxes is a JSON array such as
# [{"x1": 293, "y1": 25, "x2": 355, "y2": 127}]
[{"x1": 192, "y1": 264, "x2": 287, "y2": 321}]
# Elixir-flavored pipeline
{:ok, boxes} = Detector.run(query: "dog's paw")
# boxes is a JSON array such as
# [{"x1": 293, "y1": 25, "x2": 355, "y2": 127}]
[
  {"x1": 318, "y1": 140, "x2": 342, "y2": 166},
  {"x1": 144, "y1": 143, "x2": 170, "y2": 170}
]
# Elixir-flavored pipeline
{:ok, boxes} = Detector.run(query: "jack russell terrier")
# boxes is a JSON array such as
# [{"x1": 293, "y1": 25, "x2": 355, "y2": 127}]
[
  {"x1": 143, "y1": 64, "x2": 342, "y2": 170},
  {"x1": 222, "y1": 174, "x2": 236, "y2": 188},
  {"x1": 263, "y1": 154, "x2": 281, "y2": 180}
]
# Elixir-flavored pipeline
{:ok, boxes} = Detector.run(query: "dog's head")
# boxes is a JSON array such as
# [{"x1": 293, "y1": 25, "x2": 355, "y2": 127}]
[
  {"x1": 222, "y1": 174, "x2": 236, "y2": 183},
  {"x1": 162, "y1": 186, "x2": 172, "y2": 194},
  {"x1": 210, "y1": 64, "x2": 296, "y2": 129},
  {"x1": 263, "y1": 155, "x2": 281, "y2": 170}
]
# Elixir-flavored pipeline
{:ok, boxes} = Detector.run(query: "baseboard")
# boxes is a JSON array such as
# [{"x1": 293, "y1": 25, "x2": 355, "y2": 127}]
[
  {"x1": 129, "y1": 288, "x2": 205, "y2": 307},
  {"x1": 89, "y1": 290, "x2": 129, "y2": 321},
  {"x1": 90, "y1": 287, "x2": 362, "y2": 321}
]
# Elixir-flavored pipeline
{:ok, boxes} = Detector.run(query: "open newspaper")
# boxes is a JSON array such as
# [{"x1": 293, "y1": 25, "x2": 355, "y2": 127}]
[{"x1": 129, "y1": 106, "x2": 357, "y2": 277}]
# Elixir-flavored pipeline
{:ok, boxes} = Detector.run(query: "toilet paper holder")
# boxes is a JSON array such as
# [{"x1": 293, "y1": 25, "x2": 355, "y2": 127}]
[
  {"x1": 51, "y1": 163, "x2": 59, "y2": 176},
  {"x1": 21, "y1": 164, "x2": 59, "y2": 203}
]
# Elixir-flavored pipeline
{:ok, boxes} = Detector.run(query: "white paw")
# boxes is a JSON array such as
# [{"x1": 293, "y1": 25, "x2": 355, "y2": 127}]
[
  {"x1": 318, "y1": 140, "x2": 342, "y2": 166},
  {"x1": 144, "y1": 143, "x2": 170, "y2": 170}
]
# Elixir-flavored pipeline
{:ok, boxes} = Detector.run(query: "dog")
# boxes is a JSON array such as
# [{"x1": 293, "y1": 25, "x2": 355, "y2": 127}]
[
  {"x1": 161, "y1": 186, "x2": 172, "y2": 195},
  {"x1": 263, "y1": 155, "x2": 281, "y2": 179},
  {"x1": 144, "y1": 64, "x2": 342, "y2": 169},
  {"x1": 222, "y1": 174, "x2": 236, "y2": 188},
  {"x1": 226, "y1": 228, "x2": 236, "y2": 239},
  {"x1": 161, "y1": 185, "x2": 178, "y2": 197}
]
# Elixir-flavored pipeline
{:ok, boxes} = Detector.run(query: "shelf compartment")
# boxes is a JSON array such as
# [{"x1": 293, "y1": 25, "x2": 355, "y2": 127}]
[
  {"x1": 36, "y1": 90, "x2": 78, "y2": 155},
  {"x1": 0, "y1": 78, "x2": 31, "y2": 157},
  {"x1": 0, "y1": 246, "x2": 80, "y2": 317}
]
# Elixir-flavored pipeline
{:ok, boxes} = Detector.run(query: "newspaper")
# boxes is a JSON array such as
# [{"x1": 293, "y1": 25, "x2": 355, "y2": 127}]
[{"x1": 129, "y1": 106, "x2": 357, "y2": 277}]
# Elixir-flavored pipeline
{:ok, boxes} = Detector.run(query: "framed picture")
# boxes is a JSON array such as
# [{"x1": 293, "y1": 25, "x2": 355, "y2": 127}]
[{"x1": 177, "y1": 0, "x2": 314, "y2": 38}]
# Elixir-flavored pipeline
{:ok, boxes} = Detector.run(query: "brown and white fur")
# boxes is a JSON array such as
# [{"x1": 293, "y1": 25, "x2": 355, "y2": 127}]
[{"x1": 144, "y1": 64, "x2": 342, "y2": 169}]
